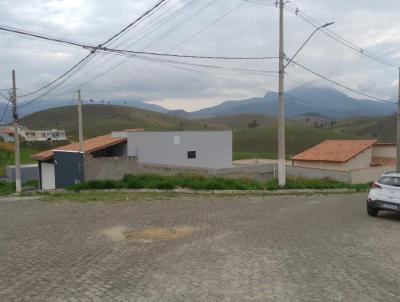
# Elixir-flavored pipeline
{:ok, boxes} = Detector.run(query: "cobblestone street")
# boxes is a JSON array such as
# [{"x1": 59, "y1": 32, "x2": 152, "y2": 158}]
[{"x1": 1, "y1": 193, "x2": 400, "y2": 301}]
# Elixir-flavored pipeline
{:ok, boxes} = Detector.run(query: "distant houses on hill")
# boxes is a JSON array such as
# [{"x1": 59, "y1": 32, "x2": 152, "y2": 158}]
[{"x1": 0, "y1": 126, "x2": 67, "y2": 142}]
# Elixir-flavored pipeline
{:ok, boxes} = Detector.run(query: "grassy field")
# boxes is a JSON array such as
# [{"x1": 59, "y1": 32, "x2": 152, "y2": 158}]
[
  {"x1": 332, "y1": 115, "x2": 395, "y2": 142},
  {"x1": 196, "y1": 113, "x2": 291, "y2": 129},
  {"x1": 0, "y1": 142, "x2": 40, "y2": 175},
  {"x1": 233, "y1": 125, "x2": 361, "y2": 158},
  {"x1": 233, "y1": 151, "x2": 279, "y2": 160}
]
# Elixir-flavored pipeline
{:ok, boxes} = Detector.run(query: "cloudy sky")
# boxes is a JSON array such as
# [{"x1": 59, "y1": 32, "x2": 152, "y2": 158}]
[{"x1": 0, "y1": 0, "x2": 399, "y2": 111}]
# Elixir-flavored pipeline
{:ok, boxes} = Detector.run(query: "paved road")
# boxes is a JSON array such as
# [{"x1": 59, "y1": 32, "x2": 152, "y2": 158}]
[{"x1": 1, "y1": 193, "x2": 400, "y2": 302}]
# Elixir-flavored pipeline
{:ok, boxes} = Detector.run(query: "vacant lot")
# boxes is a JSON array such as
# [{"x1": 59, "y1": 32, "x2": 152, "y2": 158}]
[{"x1": 1, "y1": 193, "x2": 400, "y2": 301}]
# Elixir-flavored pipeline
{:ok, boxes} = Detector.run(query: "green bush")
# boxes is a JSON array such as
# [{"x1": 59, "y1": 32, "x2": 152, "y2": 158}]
[
  {"x1": 67, "y1": 174, "x2": 371, "y2": 192},
  {"x1": 0, "y1": 181, "x2": 14, "y2": 195}
]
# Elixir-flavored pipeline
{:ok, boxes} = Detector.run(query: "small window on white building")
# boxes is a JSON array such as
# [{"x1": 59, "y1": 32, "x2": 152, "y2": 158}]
[
  {"x1": 173, "y1": 136, "x2": 180, "y2": 145},
  {"x1": 187, "y1": 151, "x2": 196, "y2": 159}
]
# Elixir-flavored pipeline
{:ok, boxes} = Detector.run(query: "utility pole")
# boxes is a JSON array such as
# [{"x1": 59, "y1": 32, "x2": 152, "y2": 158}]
[
  {"x1": 397, "y1": 68, "x2": 400, "y2": 172},
  {"x1": 11, "y1": 70, "x2": 21, "y2": 193},
  {"x1": 77, "y1": 89, "x2": 84, "y2": 153},
  {"x1": 277, "y1": 0, "x2": 286, "y2": 187}
]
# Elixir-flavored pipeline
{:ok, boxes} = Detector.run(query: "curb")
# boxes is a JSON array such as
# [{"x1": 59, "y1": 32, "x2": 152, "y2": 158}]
[{"x1": 43, "y1": 188, "x2": 365, "y2": 196}]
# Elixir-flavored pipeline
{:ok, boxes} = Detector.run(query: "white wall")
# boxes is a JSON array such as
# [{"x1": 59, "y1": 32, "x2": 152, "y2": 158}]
[
  {"x1": 114, "y1": 131, "x2": 232, "y2": 169},
  {"x1": 351, "y1": 165, "x2": 396, "y2": 184},
  {"x1": 372, "y1": 145, "x2": 396, "y2": 158},
  {"x1": 347, "y1": 147, "x2": 372, "y2": 170},
  {"x1": 41, "y1": 162, "x2": 55, "y2": 190},
  {"x1": 293, "y1": 160, "x2": 349, "y2": 171}
]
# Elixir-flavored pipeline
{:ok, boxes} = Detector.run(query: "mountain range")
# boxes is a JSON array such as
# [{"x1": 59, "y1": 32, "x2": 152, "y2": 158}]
[
  {"x1": 184, "y1": 87, "x2": 396, "y2": 119},
  {"x1": 1, "y1": 86, "x2": 395, "y2": 124}
]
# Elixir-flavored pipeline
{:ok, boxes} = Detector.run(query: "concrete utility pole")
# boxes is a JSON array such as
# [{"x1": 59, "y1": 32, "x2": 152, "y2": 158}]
[
  {"x1": 77, "y1": 89, "x2": 84, "y2": 153},
  {"x1": 397, "y1": 68, "x2": 400, "y2": 172},
  {"x1": 11, "y1": 70, "x2": 21, "y2": 193},
  {"x1": 277, "y1": 0, "x2": 286, "y2": 187}
]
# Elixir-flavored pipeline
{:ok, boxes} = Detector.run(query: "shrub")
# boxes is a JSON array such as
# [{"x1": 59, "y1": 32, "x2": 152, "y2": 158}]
[{"x1": 66, "y1": 174, "x2": 371, "y2": 192}]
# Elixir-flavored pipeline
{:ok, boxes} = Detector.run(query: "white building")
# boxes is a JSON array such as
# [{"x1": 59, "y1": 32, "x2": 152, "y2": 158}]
[
  {"x1": 0, "y1": 126, "x2": 67, "y2": 142},
  {"x1": 292, "y1": 140, "x2": 396, "y2": 171},
  {"x1": 113, "y1": 130, "x2": 232, "y2": 169}
]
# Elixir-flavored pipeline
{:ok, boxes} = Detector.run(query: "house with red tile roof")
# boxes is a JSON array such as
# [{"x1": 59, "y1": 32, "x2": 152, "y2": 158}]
[
  {"x1": 32, "y1": 134, "x2": 128, "y2": 190},
  {"x1": 292, "y1": 140, "x2": 396, "y2": 171}
]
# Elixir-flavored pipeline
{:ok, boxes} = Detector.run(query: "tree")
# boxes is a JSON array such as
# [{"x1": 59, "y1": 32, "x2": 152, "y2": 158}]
[{"x1": 248, "y1": 120, "x2": 259, "y2": 128}]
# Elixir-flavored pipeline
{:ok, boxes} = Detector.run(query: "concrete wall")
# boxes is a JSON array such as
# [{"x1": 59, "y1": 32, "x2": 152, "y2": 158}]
[
  {"x1": 372, "y1": 145, "x2": 396, "y2": 158},
  {"x1": 286, "y1": 165, "x2": 352, "y2": 183},
  {"x1": 113, "y1": 131, "x2": 232, "y2": 169},
  {"x1": 84, "y1": 155, "x2": 274, "y2": 182},
  {"x1": 286, "y1": 164, "x2": 395, "y2": 184},
  {"x1": 293, "y1": 160, "x2": 349, "y2": 171},
  {"x1": 84, "y1": 156, "x2": 140, "y2": 181},
  {"x1": 83, "y1": 155, "x2": 392, "y2": 185},
  {"x1": 351, "y1": 165, "x2": 395, "y2": 184},
  {"x1": 7, "y1": 164, "x2": 39, "y2": 183}
]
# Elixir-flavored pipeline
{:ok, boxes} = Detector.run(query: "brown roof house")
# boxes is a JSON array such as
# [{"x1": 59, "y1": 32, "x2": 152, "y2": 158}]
[
  {"x1": 32, "y1": 134, "x2": 129, "y2": 190},
  {"x1": 293, "y1": 140, "x2": 396, "y2": 172}
]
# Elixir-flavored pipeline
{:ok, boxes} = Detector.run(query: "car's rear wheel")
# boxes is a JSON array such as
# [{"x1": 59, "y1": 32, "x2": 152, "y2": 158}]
[{"x1": 367, "y1": 204, "x2": 379, "y2": 217}]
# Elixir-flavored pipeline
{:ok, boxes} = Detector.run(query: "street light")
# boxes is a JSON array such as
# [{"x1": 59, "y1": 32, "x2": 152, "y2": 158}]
[
  {"x1": 276, "y1": 16, "x2": 333, "y2": 187},
  {"x1": 284, "y1": 22, "x2": 334, "y2": 69}
]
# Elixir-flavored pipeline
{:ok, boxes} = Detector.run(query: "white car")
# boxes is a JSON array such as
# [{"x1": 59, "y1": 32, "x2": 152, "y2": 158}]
[{"x1": 367, "y1": 172, "x2": 400, "y2": 216}]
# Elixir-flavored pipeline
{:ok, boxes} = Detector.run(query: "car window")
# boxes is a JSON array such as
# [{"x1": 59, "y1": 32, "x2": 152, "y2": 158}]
[{"x1": 378, "y1": 176, "x2": 400, "y2": 187}]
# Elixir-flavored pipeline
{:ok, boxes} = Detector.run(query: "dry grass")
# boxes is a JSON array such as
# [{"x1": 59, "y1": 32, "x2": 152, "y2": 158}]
[{"x1": 0, "y1": 142, "x2": 14, "y2": 152}]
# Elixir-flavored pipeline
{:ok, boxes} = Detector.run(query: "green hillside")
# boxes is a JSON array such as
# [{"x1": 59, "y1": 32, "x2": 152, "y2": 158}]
[
  {"x1": 233, "y1": 125, "x2": 362, "y2": 159},
  {"x1": 20, "y1": 105, "x2": 386, "y2": 161},
  {"x1": 196, "y1": 113, "x2": 297, "y2": 129},
  {"x1": 20, "y1": 105, "x2": 225, "y2": 139},
  {"x1": 332, "y1": 115, "x2": 395, "y2": 142}
]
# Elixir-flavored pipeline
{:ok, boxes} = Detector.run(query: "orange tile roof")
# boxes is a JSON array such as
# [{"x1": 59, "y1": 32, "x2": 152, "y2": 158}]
[
  {"x1": 293, "y1": 140, "x2": 377, "y2": 163},
  {"x1": 31, "y1": 134, "x2": 127, "y2": 161},
  {"x1": 1, "y1": 127, "x2": 14, "y2": 134}
]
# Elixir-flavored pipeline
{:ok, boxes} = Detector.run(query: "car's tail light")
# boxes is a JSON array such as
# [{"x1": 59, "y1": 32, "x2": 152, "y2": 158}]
[{"x1": 372, "y1": 182, "x2": 382, "y2": 189}]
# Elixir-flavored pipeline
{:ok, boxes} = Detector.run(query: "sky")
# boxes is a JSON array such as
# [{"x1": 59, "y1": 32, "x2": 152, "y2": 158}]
[{"x1": 0, "y1": 0, "x2": 399, "y2": 112}]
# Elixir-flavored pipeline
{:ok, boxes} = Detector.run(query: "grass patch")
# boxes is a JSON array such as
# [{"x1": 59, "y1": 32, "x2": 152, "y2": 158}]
[
  {"x1": 233, "y1": 152, "x2": 277, "y2": 160},
  {"x1": 0, "y1": 180, "x2": 40, "y2": 196},
  {"x1": 0, "y1": 144, "x2": 40, "y2": 176},
  {"x1": 0, "y1": 181, "x2": 15, "y2": 195},
  {"x1": 67, "y1": 174, "x2": 371, "y2": 192}
]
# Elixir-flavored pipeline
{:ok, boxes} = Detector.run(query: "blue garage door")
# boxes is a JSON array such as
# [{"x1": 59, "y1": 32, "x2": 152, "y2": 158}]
[{"x1": 54, "y1": 151, "x2": 84, "y2": 188}]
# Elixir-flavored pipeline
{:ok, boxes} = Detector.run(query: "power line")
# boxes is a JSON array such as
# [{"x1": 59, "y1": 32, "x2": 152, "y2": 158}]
[
  {"x1": 6, "y1": 0, "x2": 275, "y2": 103},
  {"x1": 99, "y1": 0, "x2": 170, "y2": 46},
  {"x1": 248, "y1": 0, "x2": 399, "y2": 69},
  {"x1": 291, "y1": 60, "x2": 392, "y2": 103},
  {"x1": 0, "y1": 101, "x2": 10, "y2": 124},
  {"x1": 18, "y1": 0, "x2": 172, "y2": 100},
  {"x1": 45, "y1": 0, "x2": 247, "y2": 99},
  {"x1": 0, "y1": 25, "x2": 93, "y2": 49},
  {"x1": 103, "y1": 49, "x2": 278, "y2": 60},
  {"x1": 37, "y1": 0, "x2": 203, "y2": 97}
]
